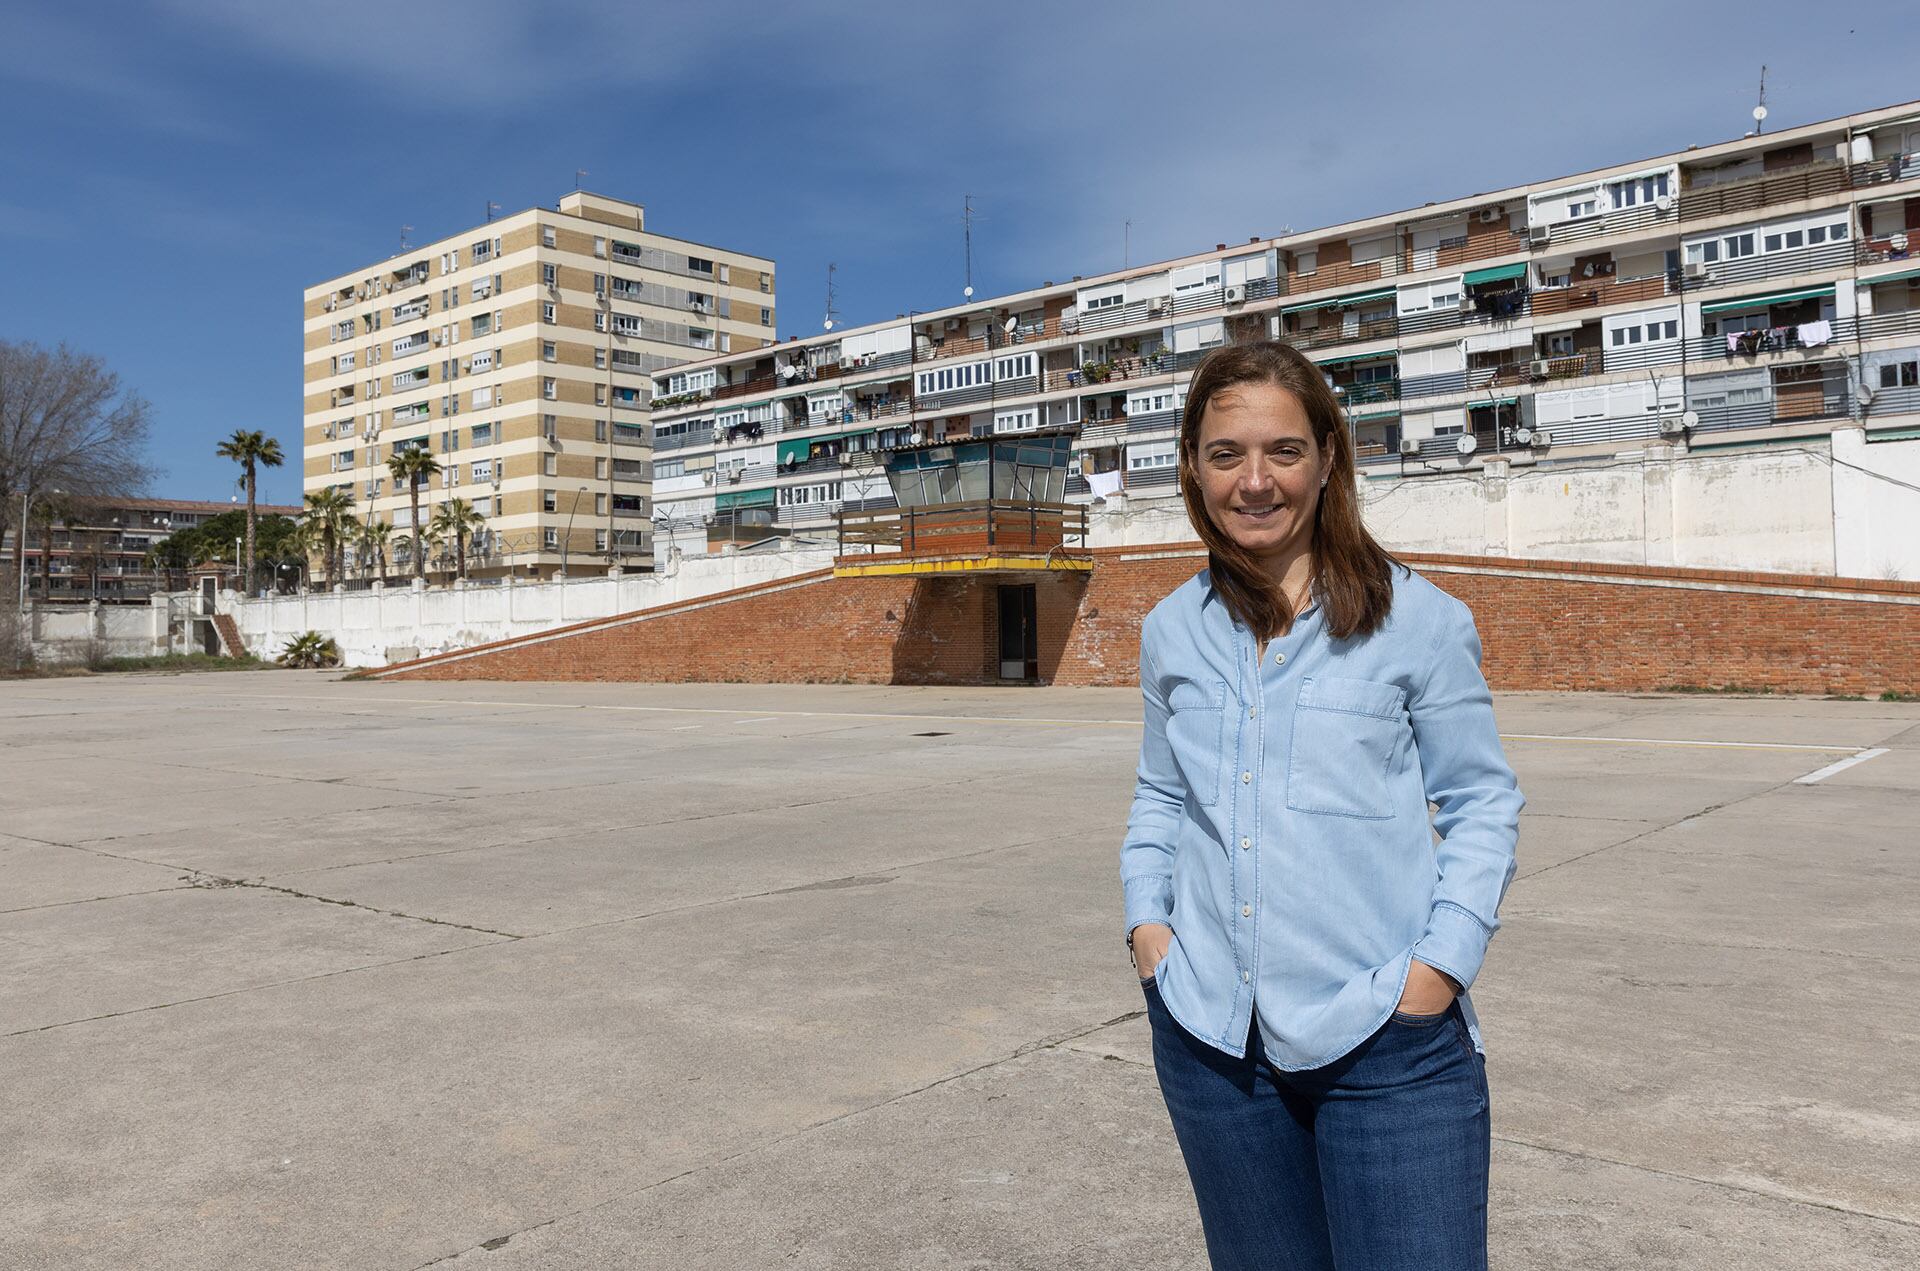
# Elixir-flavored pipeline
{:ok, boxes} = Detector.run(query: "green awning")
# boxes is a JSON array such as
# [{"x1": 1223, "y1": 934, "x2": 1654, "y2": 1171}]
[
  {"x1": 715, "y1": 488, "x2": 775, "y2": 510},
  {"x1": 1281, "y1": 288, "x2": 1394, "y2": 314},
  {"x1": 1471, "y1": 396, "x2": 1520, "y2": 408},
  {"x1": 1863, "y1": 266, "x2": 1920, "y2": 287},
  {"x1": 776, "y1": 427, "x2": 874, "y2": 465},
  {"x1": 1462, "y1": 262, "x2": 1528, "y2": 286},
  {"x1": 1310, "y1": 349, "x2": 1396, "y2": 367},
  {"x1": 1700, "y1": 285, "x2": 1835, "y2": 315}
]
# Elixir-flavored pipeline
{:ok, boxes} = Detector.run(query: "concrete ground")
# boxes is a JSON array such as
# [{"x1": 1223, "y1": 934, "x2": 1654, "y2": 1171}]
[{"x1": 2, "y1": 672, "x2": 1916, "y2": 1270}]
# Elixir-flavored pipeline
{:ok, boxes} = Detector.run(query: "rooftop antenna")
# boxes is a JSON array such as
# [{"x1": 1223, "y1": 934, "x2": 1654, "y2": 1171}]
[
  {"x1": 1750, "y1": 66, "x2": 1769, "y2": 136},
  {"x1": 962, "y1": 194, "x2": 976, "y2": 300},
  {"x1": 1125, "y1": 219, "x2": 1132, "y2": 269},
  {"x1": 574, "y1": 168, "x2": 589, "y2": 191},
  {"x1": 486, "y1": 201, "x2": 501, "y2": 223},
  {"x1": 823, "y1": 262, "x2": 841, "y2": 332},
  {"x1": 399, "y1": 224, "x2": 413, "y2": 250}
]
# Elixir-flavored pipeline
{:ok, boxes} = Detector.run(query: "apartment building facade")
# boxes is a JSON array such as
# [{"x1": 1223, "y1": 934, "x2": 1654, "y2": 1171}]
[
  {"x1": 302, "y1": 192, "x2": 775, "y2": 579},
  {"x1": 2, "y1": 496, "x2": 302, "y2": 602},
  {"x1": 647, "y1": 100, "x2": 1920, "y2": 565}
]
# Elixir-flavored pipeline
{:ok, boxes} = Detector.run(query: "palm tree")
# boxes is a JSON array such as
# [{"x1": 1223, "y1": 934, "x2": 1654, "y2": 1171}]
[
  {"x1": 301, "y1": 488, "x2": 358, "y2": 589},
  {"x1": 385, "y1": 448, "x2": 442, "y2": 582},
  {"x1": 427, "y1": 498, "x2": 486, "y2": 580},
  {"x1": 356, "y1": 519, "x2": 393, "y2": 583},
  {"x1": 215, "y1": 430, "x2": 285, "y2": 594}
]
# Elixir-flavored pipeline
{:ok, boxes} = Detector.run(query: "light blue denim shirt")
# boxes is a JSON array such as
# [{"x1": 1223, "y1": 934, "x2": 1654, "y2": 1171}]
[{"x1": 1121, "y1": 564, "x2": 1524, "y2": 1070}]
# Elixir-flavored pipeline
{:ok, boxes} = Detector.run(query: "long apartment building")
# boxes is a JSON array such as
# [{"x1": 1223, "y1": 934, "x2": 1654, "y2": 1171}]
[
  {"x1": 3, "y1": 497, "x2": 302, "y2": 602},
  {"x1": 647, "y1": 100, "x2": 1920, "y2": 561},
  {"x1": 302, "y1": 192, "x2": 775, "y2": 579}
]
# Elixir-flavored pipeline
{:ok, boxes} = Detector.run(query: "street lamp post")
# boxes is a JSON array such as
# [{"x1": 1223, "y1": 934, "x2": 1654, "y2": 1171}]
[{"x1": 560, "y1": 485, "x2": 588, "y2": 576}]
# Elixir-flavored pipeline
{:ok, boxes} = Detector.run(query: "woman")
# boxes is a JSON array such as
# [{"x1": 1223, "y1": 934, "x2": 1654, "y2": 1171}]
[{"x1": 1120, "y1": 340, "x2": 1524, "y2": 1271}]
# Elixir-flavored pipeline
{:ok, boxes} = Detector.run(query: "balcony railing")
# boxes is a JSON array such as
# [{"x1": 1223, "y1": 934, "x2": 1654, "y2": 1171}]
[
  {"x1": 1681, "y1": 239, "x2": 1855, "y2": 293},
  {"x1": 711, "y1": 374, "x2": 778, "y2": 402},
  {"x1": 1289, "y1": 316, "x2": 1398, "y2": 350},
  {"x1": 1287, "y1": 255, "x2": 1405, "y2": 295},
  {"x1": 837, "y1": 500, "x2": 1089, "y2": 559},
  {"x1": 1689, "y1": 385, "x2": 1852, "y2": 435},
  {"x1": 1854, "y1": 309, "x2": 1920, "y2": 342},
  {"x1": 1678, "y1": 159, "x2": 1850, "y2": 220},
  {"x1": 1534, "y1": 201, "x2": 1679, "y2": 248},
  {"x1": 1850, "y1": 151, "x2": 1920, "y2": 190},
  {"x1": 1530, "y1": 272, "x2": 1676, "y2": 317},
  {"x1": 1686, "y1": 318, "x2": 1856, "y2": 363},
  {"x1": 1335, "y1": 379, "x2": 1401, "y2": 406},
  {"x1": 1043, "y1": 351, "x2": 1177, "y2": 392}
]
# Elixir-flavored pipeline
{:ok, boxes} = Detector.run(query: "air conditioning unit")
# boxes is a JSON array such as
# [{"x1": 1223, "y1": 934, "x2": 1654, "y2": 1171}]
[
  {"x1": 944, "y1": 317, "x2": 960, "y2": 331},
  {"x1": 1684, "y1": 261, "x2": 1709, "y2": 281},
  {"x1": 1532, "y1": 430, "x2": 1553, "y2": 447},
  {"x1": 1478, "y1": 207, "x2": 1504, "y2": 224},
  {"x1": 1658, "y1": 415, "x2": 1688, "y2": 437},
  {"x1": 325, "y1": 299, "x2": 336, "y2": 311},
  {"x1": 432, "y1": 333, "x2": 444, "y2": 345},
  {"x1": 1527, "y1": 224, "x2": 1552, "y2": 246},
  {"x1": 1458, "y1": 295, "x2": 1477, "y2": 311},
  {"x1": 1529, "y1": 359, "x2": 1553, "y2": 377},
  {"x1": 727, "y1": 469, "x2": 742, "y2": 483},
  {"x1": 1224, "y1": 284, "x2": 1246, "y2": 305},
  {"x1": 1147, "y1": 296, "x2": 1168, "y2": 314},
  {"x1": 1397, "y1": 436, "x2": 1422, "y2": 455},
  {"x1": 702, "y1": 471, "x2": 715, "y2": 485}
]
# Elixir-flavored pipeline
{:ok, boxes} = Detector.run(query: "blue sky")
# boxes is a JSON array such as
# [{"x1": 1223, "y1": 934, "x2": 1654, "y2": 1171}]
[{"x1": 2, "y1": 0, "x2": 1915, "y2": 507}]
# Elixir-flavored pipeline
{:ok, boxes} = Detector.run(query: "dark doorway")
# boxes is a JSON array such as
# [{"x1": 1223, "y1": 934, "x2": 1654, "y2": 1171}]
[{"x1": 997, "y1": 583, "x2": 1038, "y2": 681}]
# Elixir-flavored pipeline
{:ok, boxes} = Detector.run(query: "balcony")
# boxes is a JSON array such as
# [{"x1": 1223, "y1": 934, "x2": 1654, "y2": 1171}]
[
  {"x1": 1334, "y1": 379, "x2": 1401, "y2": 407},
  {"x1": 1530, "y1": 272, "x2": 1674, "y2": 318},
  {"x1": 1042, "y1": 350, "x2": 1176, "y2": 392},
  {"x1": 1533, "y1": 201, "x2": 1679, "y2": 248},
  {"x1": 1288, "y1": 315, "x2": 1398, "y2": 351},
  {"x1": 1681, "y1": 238, "x2": 1855, "y2": 293},
  {"x1": 1850, "y1": 149, "x2": 1920, "y2": 190},
  {"x1": 836, "y1": 500, "x2": 1089, "y2": 571},
  {"x1": 711, "y1": 374, "x2": 778, "y2": 402},
  {"x1": 1678, "y1": 159, "x2": 1850, "y2": 220},
  {"x1": 1288, "y1": 255, "x2": 1404, "y2": 295},
  {"x1": 1686, "y1": 317, "x2": 1855, "y2": 364}
]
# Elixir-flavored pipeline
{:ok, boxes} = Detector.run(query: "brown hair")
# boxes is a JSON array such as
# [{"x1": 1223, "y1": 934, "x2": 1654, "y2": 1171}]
[{"x1": 1176, "y1": 340, "x2": 1402, "y2": 640}]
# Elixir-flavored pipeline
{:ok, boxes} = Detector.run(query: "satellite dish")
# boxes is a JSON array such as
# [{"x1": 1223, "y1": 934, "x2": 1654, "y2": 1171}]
[
  {"x1": 963, "y1": 285, "x2": 974, "y2": 298},
  {"x1": 1752, "y1": 105, "x2": 1768, "y2": 123},
  {"x1": 823, "y1": 319, "x2": 834, "y2": 331},
  {"x1": 1681, "y1": 410, "x2": 1700, "y2": 429},
  {"x1": 1455, "y1": 433, "x2": 1478, "y2": 456},
  {"x1": 908, "y1": 432, "x2": 924, "y2": 444},
  {"x1": 1004, "y1": 317, "x2": 1017, "y2": 332},
  {"x1": 779, "y1": 365, "x2": 795, "y2": 380},
  {"x1": 1514, "y1": 426, "x2": 1535, "y2": 445}
]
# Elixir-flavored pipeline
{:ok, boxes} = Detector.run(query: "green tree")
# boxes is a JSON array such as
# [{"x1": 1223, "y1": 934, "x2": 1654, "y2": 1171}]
[
  {"x1": 385, "y1": 448, "x2": 442, "y2": 582},
  {"x1": 214, "y1": 430, "x2": 284, "y2": 594},
  {"x1": 301, "y1": 488, "x2": 359, "y2": 589},
  {"x1": 356, "y1": 518, "x2": 393, "y2": 583},
  {"x1": 427, "y1": 498, "x2": 485, "y2": 580}
]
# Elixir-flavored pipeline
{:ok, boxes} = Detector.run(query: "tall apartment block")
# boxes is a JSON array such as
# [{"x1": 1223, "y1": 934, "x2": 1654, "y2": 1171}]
[
  {"x1": 302, "y1": 192, "x2": 775, "y2": 579},
  {"x1": 647, "y1": 100, "x2": 1920, "y2": 560}
]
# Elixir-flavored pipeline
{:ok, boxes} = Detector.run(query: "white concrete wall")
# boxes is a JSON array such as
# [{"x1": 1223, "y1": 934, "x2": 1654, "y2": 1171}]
[
  {"x1": 1833, "y1": 427, "x2": 1920, "y2": 580},
  {"x1": 227, "y1": 541, "x2": 839, "y2": 668},
  {"x1": 25, "y1": 597, "x2": 182, "y2": 664}
]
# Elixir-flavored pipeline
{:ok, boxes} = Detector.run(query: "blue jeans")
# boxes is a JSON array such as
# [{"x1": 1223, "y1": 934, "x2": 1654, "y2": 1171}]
[{"x1": 1142, "y1": 977, "x2": 1490, "y2": 1271}]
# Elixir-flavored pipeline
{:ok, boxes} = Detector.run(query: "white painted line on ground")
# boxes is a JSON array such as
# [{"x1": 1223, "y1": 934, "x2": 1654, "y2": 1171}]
[
  {"x1": 1792, "y1": 748, "x2": 1890, "y2": 784},
  {"x1": 669, "y1": 724, "x2": 703, "y2": 731},
  {"x1": 736, "y1": 717, "x2": 779, "y2": 725}
]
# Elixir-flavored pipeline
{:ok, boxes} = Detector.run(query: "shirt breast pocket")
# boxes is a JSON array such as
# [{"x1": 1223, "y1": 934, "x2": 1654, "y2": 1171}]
[
  {"x1": 1166, "y1": 679, "x2": 1227, "y2": 809},
  {"x1": 1285, "y1": 676, "x2": 1409, "y2": 820}
]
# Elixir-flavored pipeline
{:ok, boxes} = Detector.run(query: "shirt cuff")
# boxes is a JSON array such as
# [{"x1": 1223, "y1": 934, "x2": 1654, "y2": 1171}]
[
  {"x1": 1410, "y1": 901, "x2": 1495, "y2": 992},
  {"x1": 1122, "y1": 874, "x2": 1173, "y2": 937}
]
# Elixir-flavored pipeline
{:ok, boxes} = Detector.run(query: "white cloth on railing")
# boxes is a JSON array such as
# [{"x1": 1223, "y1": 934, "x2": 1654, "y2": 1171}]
[
  {"x1": 1797, "y1": 319, "x2": 1832, "y2": 348},
  {"x1": 1087, "y1": 470, "x2": 1124, "y2": 499}
]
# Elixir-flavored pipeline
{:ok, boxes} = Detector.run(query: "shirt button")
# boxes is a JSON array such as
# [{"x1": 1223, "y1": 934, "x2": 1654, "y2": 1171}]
[
  {"x1": 1239, "y1": 836, "x2": 1251, "y2": 850},
  {"x1": 1274, "y1": 651, "x2": 1286, "y2": 666},
  {"x1": 1241, "y1": 904, "x2": 1252, "y2": 917},
  {"x1": 1241, "y1": 770, "x2": 1252, "y2": 783},
  {"x1": 1248, "y1": 706, "x2": 1257, "y2": 718},
  {"x1": 1242, "y1": 970, "x2": 1251, "y2": 983}
]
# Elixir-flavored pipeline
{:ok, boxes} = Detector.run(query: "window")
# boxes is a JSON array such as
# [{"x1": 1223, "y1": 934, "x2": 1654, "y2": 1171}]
[
  {"x1": 593, "y1": 348, "x2": 606, "y2": 369},
  {"x1": 594, "y1": 457, "x2": 607, "y2": 479},
  {"x1": 543, "y1": 453, "x2": 558, "y2": 477},
  {"x1": 687, "y1": 255, "x2": 714, "y2": 276},
  {"x1": 1545, "y1": 333, "x2": 1575, "y2": 355},
  {"x1": 542, "y1": 226, "x2": 557, "y2": 248},
  {"x1": 470, "y1": 423, "x2": 493, "y2": 446},
  {"x1": 760, "y1": 271, "x2": 772, "y2": 294},
  {"x1": 593, "y1": 236, "x2": 606, "y2": 258},
  {"x1": 544, "y1": 377, "x2": 557, "y2": 400},
  {"x1": 471, "y1": 387, "x2": 495, "y2": 408},
  {"x1": 1608, "y1": 172, "x2": 1670, "y2": 209},
  {"x1": 1565, "y1": 195, "x2": 1599, "y2": 220},
  {"x1": 761, "y1": 307, "x2": 772, "y2": 326},
  {"x1": 594, "y1": 311, "x2": 607, "y2": 332},
  {"x1": 543, "y1": 492, "x2": 558, "y2": 513},
  {"x1": 654, "y1": 458, "x2": 686, "y2": 479},
  {"x1": 594, "y1": 494, "x2": 607, "y2": 515},
  {"x1": 544, "y1": 528, "x2": 558, "y2": 548},
  {"x1": 1084, "y1": 292, "x2": 1124, "y2": 311},
  {"x1": 595, "y1": 419, "x2": 608, "y2": 442},
  {"x1": 993, "y1": 408, "x2": 1039, "y2": 434},
  {"x1": 595, "y1": 385, "x2": 607, "y2": 406},
  {"x1": 543, "y1": 341, "x2": 557, "y2": 362},
  {"x1": 543, "y1": 414, "x2": 558, "y2": 441},
  {"x1": 1880, "y1": 361, "x2": 1919, "y2": 388},
  {"x1": 471, "y1": 239, "x2": 493, "y2": 263},
  {"x1": 470, "y1": 313, "x2": 493, "y2": 337},
  {"x1": 542, "y1": 263, "x2": 558, "y2": 287},
  {"x1": 542, "y1": 303, "x2": 556, "y2": 324},
  {"x1": 594, "y1": 530, "x2": 607, "y2": 551}
]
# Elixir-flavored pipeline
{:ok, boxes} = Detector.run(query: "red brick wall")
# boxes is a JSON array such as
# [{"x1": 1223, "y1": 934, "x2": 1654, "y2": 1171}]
[{"x1": 374, "y1": 547, "x2": 1920, "y2": 696}]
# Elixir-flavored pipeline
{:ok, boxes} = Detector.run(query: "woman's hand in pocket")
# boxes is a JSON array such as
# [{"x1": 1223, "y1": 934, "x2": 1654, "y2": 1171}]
[
  {"x1": 1396, "y1": 959, "x2": 1460, "y2": 1016},
  {"x1": 1130, "y1": 923, "x2": 1172, "y2": 980}
]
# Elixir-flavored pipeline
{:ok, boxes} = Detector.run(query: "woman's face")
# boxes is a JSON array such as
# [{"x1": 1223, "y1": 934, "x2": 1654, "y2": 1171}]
[{"x1": 1191, "y1": 381, "x2": 1327, "y2": 565}]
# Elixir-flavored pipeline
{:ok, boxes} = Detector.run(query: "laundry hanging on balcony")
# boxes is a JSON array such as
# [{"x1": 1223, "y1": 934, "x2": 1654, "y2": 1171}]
[{"x1": 1797, "y1": 319, "x2": 1832, "y2": 348}]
